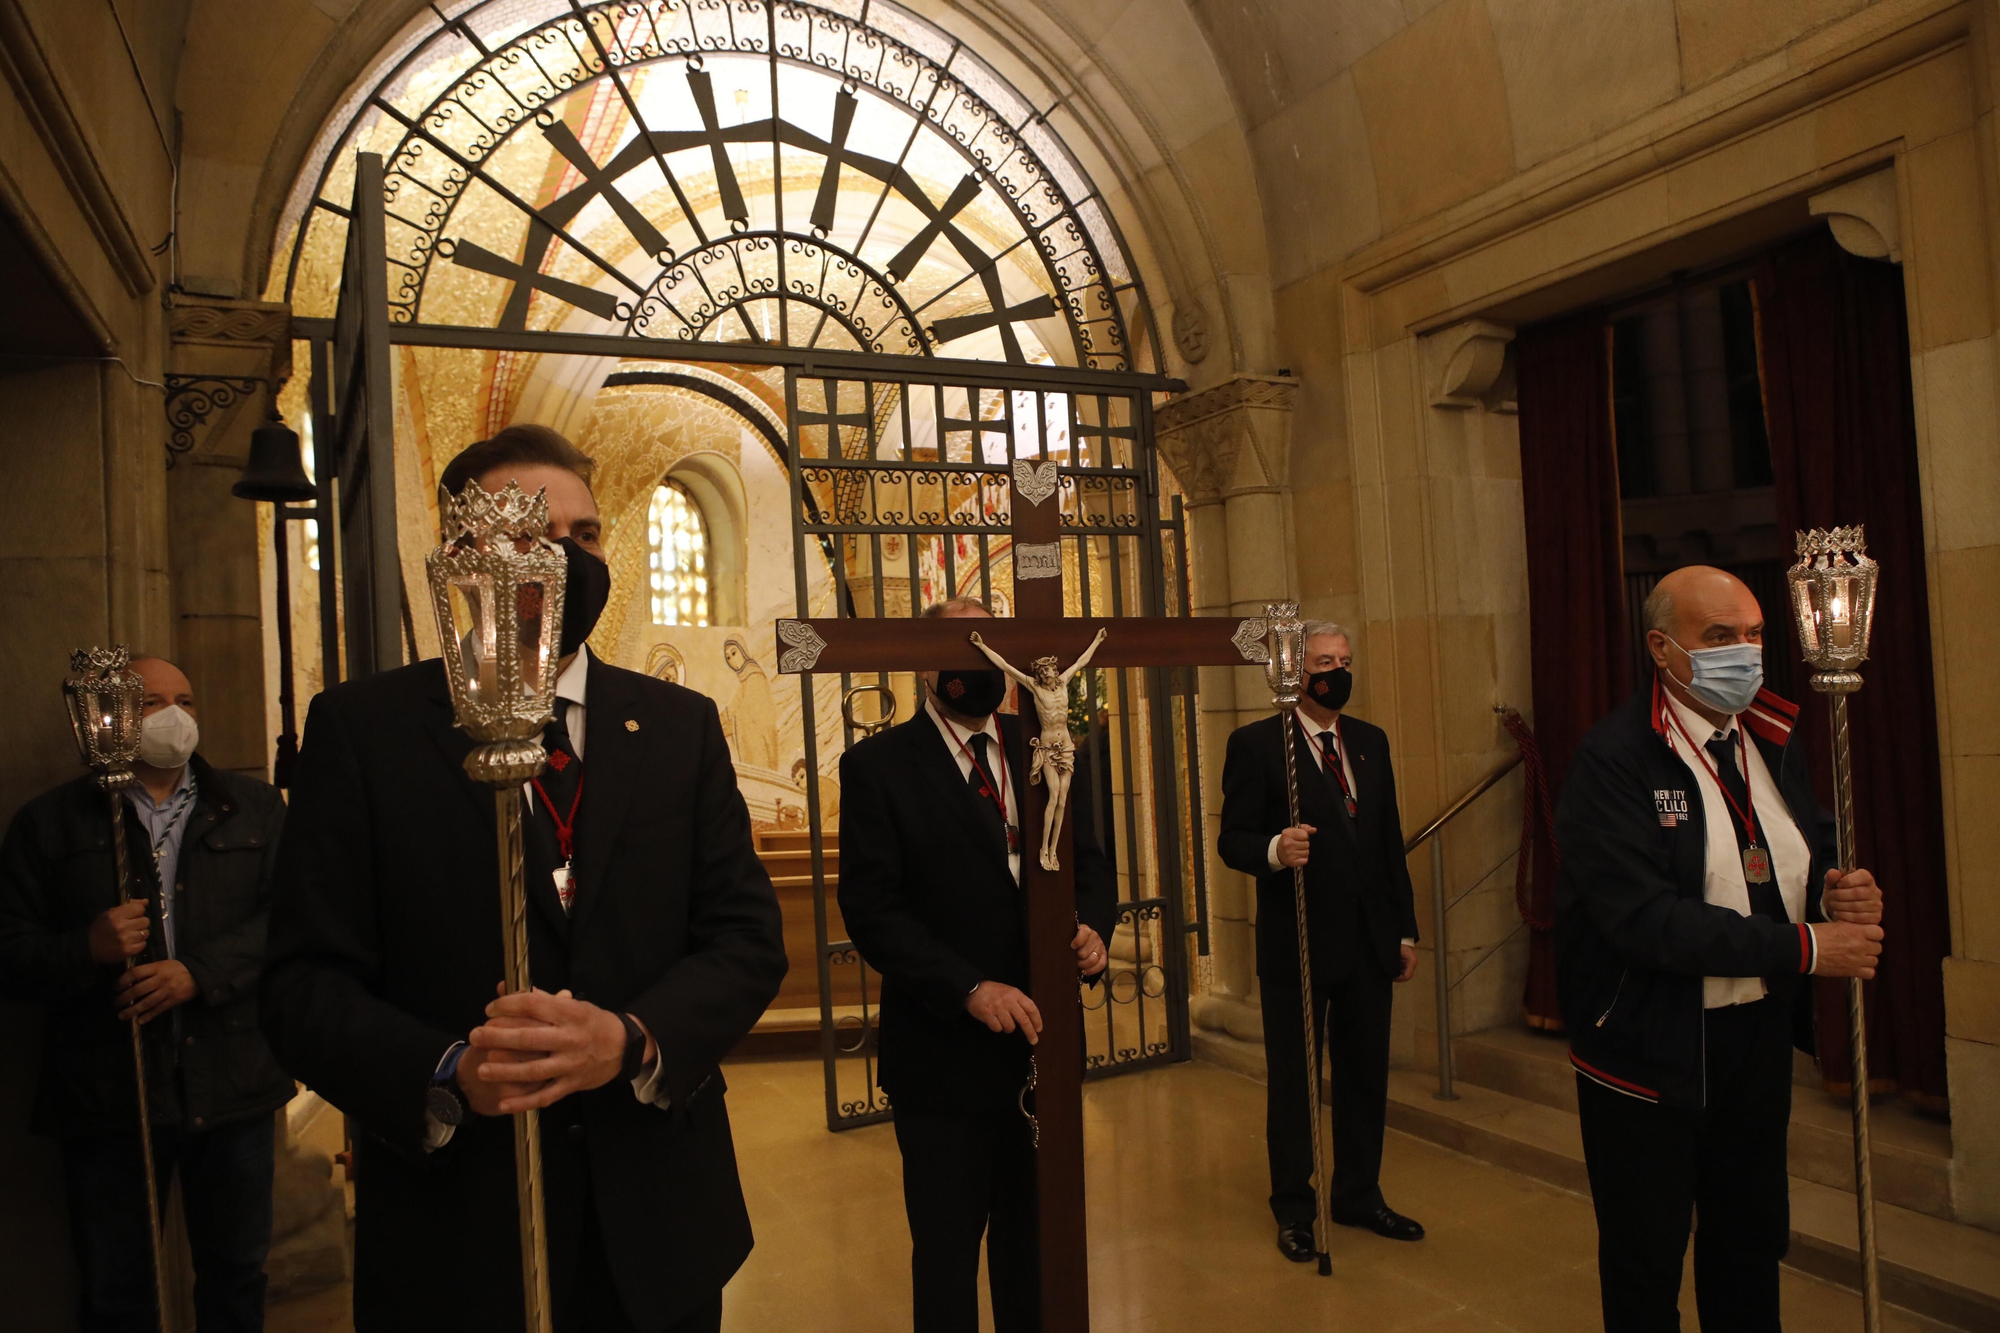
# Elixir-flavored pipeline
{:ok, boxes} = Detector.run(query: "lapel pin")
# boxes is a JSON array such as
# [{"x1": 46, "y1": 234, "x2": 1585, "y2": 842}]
[{"x1": 625, "y1": 719, "x2": 640, "y2": 732}]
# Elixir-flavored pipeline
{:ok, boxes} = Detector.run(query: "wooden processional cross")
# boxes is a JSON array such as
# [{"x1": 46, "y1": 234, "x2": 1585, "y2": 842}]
[{"x1": 774, "y1": 459, "x2": 1277, "y2": 1332}]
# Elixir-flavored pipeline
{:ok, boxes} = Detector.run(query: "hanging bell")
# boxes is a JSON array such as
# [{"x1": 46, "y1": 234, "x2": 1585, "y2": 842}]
[{"x1": 232, "y1": 409, "x2": 316, "y2": 503}]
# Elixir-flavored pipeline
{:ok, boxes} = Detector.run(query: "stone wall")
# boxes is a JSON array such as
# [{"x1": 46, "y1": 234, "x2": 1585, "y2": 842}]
[{"x1": 0, "y1": 2, "x2": 185, "y2": 1325}]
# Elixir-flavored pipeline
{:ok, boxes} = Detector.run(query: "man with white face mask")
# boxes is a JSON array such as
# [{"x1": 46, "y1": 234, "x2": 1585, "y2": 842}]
[
  {"x1": 0, "y1": 654, "x2": 294, "y2": 1331},
  {"x1": 1555, "y1": 565, "x2": 1886, "y2": 1330}
]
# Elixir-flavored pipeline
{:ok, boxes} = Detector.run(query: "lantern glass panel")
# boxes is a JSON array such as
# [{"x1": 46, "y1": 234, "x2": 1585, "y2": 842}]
[
  {"x1": 446, "y1": 573, "x2": 499, "y2": 703},
  {"x1": 514, "y1": 577, "x2": 554, "y2": 700}
]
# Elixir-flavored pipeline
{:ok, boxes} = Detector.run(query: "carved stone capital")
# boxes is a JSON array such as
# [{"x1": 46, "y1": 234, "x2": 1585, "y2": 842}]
[
  {"x1": 1154, "y1": 373, "x2": 1298, "y2": 504},
  {"x1": 1809, "y1": 167, "x2": 1900, "y2": 264},
  {"x1": 166, "y1": 296, "x2": 294, "y2": 466},
  {"x1": 1422, "y1": 318, "x2": 1515, "y2": 411}
]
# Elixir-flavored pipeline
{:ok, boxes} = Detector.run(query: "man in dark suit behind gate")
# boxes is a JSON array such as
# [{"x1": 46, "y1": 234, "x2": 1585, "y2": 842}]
[
  {"x1": 1219, "y1": 620, "x2": 1426, "y2": 1262},
  {"x1": 837, "y1": 597, "x2": 1119, "y2": 1333},
  {"x1": 260, "y1": 424, "x2": 787, "y2": 1333}
]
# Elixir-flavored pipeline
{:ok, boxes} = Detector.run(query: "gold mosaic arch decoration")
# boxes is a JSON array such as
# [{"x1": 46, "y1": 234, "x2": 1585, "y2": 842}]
[{"x1": 277, "y1": 0, "x2": 1148, "y2": 370}]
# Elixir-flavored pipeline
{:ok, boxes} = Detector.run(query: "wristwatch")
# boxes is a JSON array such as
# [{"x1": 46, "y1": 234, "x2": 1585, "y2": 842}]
[{"x1": 428, "y1": 1041, "x2": 469, "y2": 1127}]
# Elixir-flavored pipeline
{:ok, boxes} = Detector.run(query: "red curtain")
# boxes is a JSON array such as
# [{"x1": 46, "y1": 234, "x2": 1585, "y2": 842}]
[
  {"x1": 1515, "y1": 312, "x2": 1631, "y2": 1031},
  {"x1": 1754, "y1": 231, "x2": 1951, "y2": 1111}
]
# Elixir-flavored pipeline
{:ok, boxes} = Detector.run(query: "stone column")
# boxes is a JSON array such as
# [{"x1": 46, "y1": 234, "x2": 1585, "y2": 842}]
[{"x1": 1157, "y1": 374, "x2": 1298, "y2": 1045}]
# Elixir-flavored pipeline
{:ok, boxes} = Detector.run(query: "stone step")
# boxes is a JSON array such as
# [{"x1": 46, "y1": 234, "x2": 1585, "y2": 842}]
[
  {"x1": 1453, "y1": 1024, "x2": 1956, "y2": 1222},
  {"x1": 1193, "y1": 1028, "x2": 2000, "y2": 1331},
  {"x1": 755, "y1": 830, "x2": 828, "y2": 855}
]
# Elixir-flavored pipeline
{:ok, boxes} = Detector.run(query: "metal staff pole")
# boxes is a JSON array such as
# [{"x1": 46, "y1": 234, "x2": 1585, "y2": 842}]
[
  {"x1": 426, "y1": 481, "x2": 569, "y2": 1333},
  {"x1": 493, "y1": 790, "x2": 553, "y2": 1333},
  {"x1": 63, "y1": 647, "x2": 172, "y2": 1333},
  {"x1": 1787, "y1": 526, "x2": 1882, "y2": 1331},
  {"x1": 1264, "y1": 602, "x2": 1332, "y2": 1276}
]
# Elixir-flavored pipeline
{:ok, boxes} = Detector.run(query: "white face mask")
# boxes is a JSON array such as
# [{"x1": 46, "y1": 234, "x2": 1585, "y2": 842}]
[{"x1": 139, "y1": 705, "x2": 200, "y2": 770}]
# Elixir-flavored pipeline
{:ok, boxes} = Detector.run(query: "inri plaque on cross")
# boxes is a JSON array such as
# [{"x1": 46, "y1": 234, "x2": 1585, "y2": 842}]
[{"x1": 776, "y1": 458, "x2": 1276, "y2": 1331}]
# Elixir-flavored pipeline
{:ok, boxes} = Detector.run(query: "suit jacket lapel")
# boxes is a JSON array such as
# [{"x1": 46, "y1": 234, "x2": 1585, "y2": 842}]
[{"x1": 570, "y1": 652, "x2": 637, "y2": 926}]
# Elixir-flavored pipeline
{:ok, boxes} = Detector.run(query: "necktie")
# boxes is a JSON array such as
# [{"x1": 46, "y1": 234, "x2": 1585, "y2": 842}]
[
  {"x1": 1705, "y1": 731, "x2": 1786, "y2": 923},
  {"x1": 1317, "y1": 728, "x2": 1357, "y2": 819},
  {"x1": 966, "y1": 733, "x2": 1010, "y2": 849}
]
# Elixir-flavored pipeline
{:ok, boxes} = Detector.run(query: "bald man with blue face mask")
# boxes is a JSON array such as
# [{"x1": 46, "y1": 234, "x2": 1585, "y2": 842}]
[{"x1": 1555, "y1": 565, "x2": 1886, "y2": 1331}]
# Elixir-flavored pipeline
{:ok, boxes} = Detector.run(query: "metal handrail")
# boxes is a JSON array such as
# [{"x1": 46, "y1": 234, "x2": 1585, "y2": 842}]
[
  {"x1": 1405, "y1": 753, "x2": 1522, "y2": 854},
  {"x1": 1410, "y1": 731, "x2": 1526, "y2": 1102}
]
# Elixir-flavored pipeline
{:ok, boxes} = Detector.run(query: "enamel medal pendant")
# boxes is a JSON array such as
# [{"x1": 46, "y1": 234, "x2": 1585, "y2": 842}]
[{"x1": 1742, "y1": 845, "x2": 1773, "y2": 884}]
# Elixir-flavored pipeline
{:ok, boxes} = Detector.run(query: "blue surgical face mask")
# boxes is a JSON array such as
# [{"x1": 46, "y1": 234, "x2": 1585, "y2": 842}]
[{"x1": 1665, "y1": 637, "x2": 1764, "y2": 715}]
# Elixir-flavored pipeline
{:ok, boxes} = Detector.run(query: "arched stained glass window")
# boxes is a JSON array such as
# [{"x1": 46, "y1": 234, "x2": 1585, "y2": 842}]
[{"x1": 648, "y1": 480, "x2": 709, "y2": 626}]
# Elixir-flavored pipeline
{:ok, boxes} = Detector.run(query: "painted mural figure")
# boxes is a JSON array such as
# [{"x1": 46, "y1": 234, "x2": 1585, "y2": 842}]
[
  {"x1": 792, "y1": 756, "x2": 840, "y2": 823},
  {"x1": 720, "y1": 635, "x2": 780, "y2": 771}
]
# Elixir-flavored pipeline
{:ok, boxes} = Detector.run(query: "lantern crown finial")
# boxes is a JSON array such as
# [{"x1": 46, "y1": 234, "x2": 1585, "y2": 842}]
[
  {"x1": 67, "y1": 644, "x2": 133, "y2": 679},
  {"x1": 440, "y1": 479, "x2": 554, "y2": 550},
  {"x1": 1795, "y1": 524, "x2": 1869, "y2": 561}
]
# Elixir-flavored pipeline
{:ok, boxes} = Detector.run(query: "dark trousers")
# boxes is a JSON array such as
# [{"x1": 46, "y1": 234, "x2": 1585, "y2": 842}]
[
  {"x1": 1577, "y1": 997, "x2": 1796, "y2": 1332},
  {"x1": 1259, "y1": 946, "x2": 1393, "y2": 1226},
  {"x1": 61, "y1": 1112, "x2": 276, "y2": 1333},
  {"x1": 892, "y1": 1101, "x2": 1040, "y2": 1333}
]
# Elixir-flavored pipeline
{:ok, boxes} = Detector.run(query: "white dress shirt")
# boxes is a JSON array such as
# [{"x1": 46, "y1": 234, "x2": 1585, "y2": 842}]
[
  {"x1": 426, "y1": 649, "x2": 668, "y2": 1150},
  {"x1": 1658, "y1": 688, "x2": 1816, "y2": 1007},
  {"x1": 927, "y1": 697, "x2": 1021, "y2": 887},
  {"x1": 1264, "y1": 714, "x2": 1415, "y2": 950}
]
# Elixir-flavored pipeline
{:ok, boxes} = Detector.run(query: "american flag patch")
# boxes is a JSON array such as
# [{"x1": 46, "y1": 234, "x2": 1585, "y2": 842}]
[{"x1": 1654, "y1": 789, "x2": 1689, "y2": 826}]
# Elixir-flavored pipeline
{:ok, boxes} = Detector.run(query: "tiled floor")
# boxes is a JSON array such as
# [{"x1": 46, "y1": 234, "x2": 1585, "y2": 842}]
[{"x1": 270, "y1": 1055, "x2": 1953, "y2": 1332}]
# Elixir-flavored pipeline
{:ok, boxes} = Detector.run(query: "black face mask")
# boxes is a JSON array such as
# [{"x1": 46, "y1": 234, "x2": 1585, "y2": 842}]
[
  {"x1": 933, "y1": 668, "x2": 1008, "y2": 718},
  {"x1": 1304, "y1": 666, "x2": 1352, "y2": 711},
  {"x1": 557, "y1": 536, "x2": 611, "y2": 656}
]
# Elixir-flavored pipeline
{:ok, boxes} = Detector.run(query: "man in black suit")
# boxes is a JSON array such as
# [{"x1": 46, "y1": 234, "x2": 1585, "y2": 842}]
[
  {"x1": 260, "y1": 424, "x2": 787, "y2": 1333},
  {"x1": 837, "y1": 597, "x2": 1119, "y2": 1333},
  {"x1": 1219, "y1": 620, "x2": 1425, "y2": 1260}
]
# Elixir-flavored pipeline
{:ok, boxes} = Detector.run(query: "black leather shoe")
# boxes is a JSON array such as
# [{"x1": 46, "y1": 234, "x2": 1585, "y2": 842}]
[
  {"x1": 1276, "y1": 1223, "x2": 1317, "y2": 1263},
  {"x1": 1336, "y1": 1205, "x2": 1425, "y2": 1241}
]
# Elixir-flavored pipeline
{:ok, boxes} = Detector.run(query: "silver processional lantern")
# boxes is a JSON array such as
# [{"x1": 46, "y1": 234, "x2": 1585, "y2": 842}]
[
  {"x1": 427, "y1": 480, "x2": 568, "y2": 785},
  {"x1": 63, "y1": 646, "x2": 144, "y2": 790},
  {"x1": 1788, "y1": 524, "x2": 1879, "y2": 676},
  {"x1": 1785, "y1": 524, "x2": 1883, "y2": 1333},
  {"x1": 424, "y1": 479, "x2": 564, "y2": 1333}
]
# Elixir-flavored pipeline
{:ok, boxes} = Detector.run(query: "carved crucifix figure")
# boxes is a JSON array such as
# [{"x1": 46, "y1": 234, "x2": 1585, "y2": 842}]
[{"x1": 970, "y1": 627, "x2": 1107, "y2": 870}]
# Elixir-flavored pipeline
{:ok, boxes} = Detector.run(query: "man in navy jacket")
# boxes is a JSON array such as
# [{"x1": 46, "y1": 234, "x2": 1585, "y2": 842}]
[{"x1": 1556, "y1": 565, "x2": 1885, "y2": 1330}]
